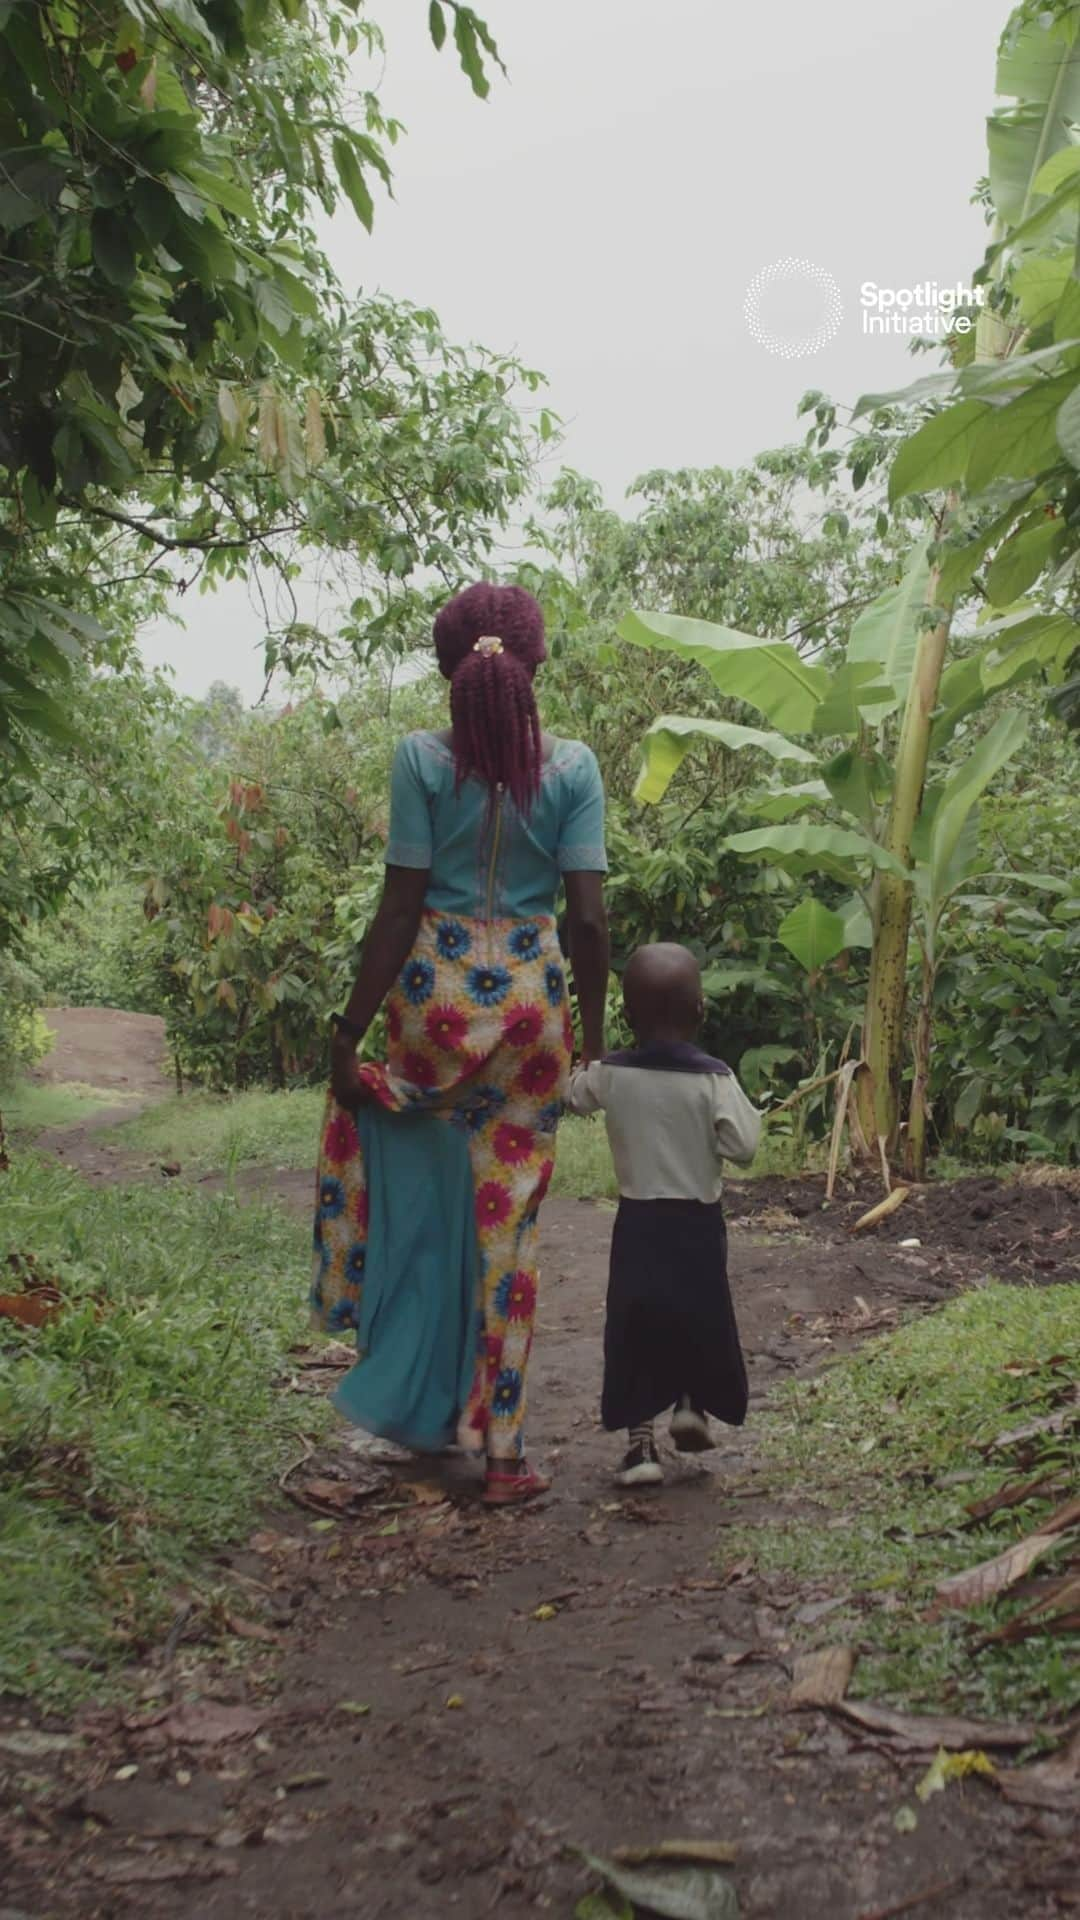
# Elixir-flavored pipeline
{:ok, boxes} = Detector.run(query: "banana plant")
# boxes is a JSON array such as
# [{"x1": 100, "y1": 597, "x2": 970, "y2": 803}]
[
  {"x1": 620, "y1": 564, "x2": 1054, "y2": 1176},
  {"x1": 624, "y1": 5, "x2": 1080, "y2": 1178}
]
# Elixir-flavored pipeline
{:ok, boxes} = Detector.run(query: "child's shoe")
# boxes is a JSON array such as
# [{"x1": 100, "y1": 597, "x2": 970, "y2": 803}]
[
  {"x1": 614, "y1": 1434, "x2": 663, "y2": 1487},
  {"x1": 671, "y1": 1395, "x2": 714, "y2": 1452}
]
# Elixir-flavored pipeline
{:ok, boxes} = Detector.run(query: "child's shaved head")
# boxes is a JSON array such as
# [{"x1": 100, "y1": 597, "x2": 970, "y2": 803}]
[{"x1": 622, "y1": 943, "x2": 703, "y2": 1044}]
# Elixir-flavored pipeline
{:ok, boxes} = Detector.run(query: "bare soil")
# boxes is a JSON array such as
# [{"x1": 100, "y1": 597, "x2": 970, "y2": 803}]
[{"x1": 2, "y1": 1010, "x2": 1076, "y2": 1920}]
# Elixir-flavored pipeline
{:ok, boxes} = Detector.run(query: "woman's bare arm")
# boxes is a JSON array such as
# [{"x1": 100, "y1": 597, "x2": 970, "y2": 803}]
[
  {"x1": 330, "y1": 865, "x2": 429, "y2": 1106},
  {"x1": 563, "y1": 870, "x2": 609, "y2": 1064}
]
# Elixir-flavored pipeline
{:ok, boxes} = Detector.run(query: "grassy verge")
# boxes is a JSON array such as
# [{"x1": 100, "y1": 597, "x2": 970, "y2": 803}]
[
  {"x1": 731, "y1": 1282, "x2": 1079, "y2": 1723},
  {"x1": 115, "y1": 1085, "x2": 324, "y2": 1173},
  {"x1": 0, "y1": 1153, "x2": 325, "y2": 1705},
  {"x1": 4, "y1": 1078, "x2": 132, "y2": 1133}
]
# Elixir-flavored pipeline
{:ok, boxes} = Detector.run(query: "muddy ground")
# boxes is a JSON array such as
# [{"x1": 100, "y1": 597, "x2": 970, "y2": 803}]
[{"x1": 2, "y1": 1011, "x2": 1076, "y2": 1919}]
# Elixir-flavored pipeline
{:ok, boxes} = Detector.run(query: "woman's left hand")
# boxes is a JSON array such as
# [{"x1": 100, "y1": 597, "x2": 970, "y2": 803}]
[{"x1": 330, "y1": 1038, "x2": 373, "y2": 1111}]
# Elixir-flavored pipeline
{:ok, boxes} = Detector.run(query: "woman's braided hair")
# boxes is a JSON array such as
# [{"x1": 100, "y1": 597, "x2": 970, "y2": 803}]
[{"x1": 433, "y1": 582, "x2": 546, "y2": 816}]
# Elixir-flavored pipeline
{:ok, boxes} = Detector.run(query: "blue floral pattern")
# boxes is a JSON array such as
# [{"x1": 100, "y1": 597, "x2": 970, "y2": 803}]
[
  {"x1": 435, "y1": 917, "x2": 472, "y2": 961},
  {"x1": 459, "y1": 1084, "x2": 508, "y2": 1134},
  {"x1": 401, "y1": 957, "x2": 436, "y2": 1004},
  {"x1": 537, "y1": 1099, "x2": 563, "y2": 1135},
  {"x1": 508, "y1": 923, "x2": 541, "y2": 962},
  {"x1": 544, "y1": 962, "x2": 565, "y2": 1006},
  {"x1": 491, "y1": 1367, "x2": 523, "y2": 1418},
  {"x1": 346, "y1": 1243, "x2": 367, "y2": 1284},
  {"x1": 465, "y1": 963, "x2": 512, "y2": 1007},
  {"x1": 319, "y1": 1176, "x2": 345, "y2": 1219}
]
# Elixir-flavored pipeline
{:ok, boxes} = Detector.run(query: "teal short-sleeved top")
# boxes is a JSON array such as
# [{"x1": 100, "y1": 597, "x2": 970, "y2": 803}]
[{"x1": 384, "y1": 730, "x2": 607, "y2": 921}]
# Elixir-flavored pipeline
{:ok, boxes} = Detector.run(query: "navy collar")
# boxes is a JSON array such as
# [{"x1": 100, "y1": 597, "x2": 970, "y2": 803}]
[{"x1": 602, "y1": 1040, "x2": 731, "y2": 1076}]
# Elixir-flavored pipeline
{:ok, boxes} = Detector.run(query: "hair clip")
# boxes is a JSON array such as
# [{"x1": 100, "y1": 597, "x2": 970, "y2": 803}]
[{"x1": 473, "y1": 634, "x2": 504, "y2": 656}]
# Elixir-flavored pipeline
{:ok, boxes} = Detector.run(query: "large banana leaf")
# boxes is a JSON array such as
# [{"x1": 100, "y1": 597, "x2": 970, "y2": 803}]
[
  {"x1": 845, "y1": 545, "x2": 932, "y2": 713},
  {"x1": 811, "y1": 661, "x2": 895, "y2": 736},
  {"x1": 966, "y1": 370, "x2": 1076, "y2": 490},
  {"x1": 633, "y1": 714, "x2": 815, "y2": 805},
  {"x1": 888, "y1": 401, "x2": 990, "y2": 505},
  {"x1": 926, "y1": 712, "x2": 1029, "y2": 915},
  {"x1": 620, "y1": 611, "x2": 827, "y2": 732},
  {"x1": 989, "y1": 17, "x2": 1080, "y2": 233},
  {"x1": 776, "y1": 896, "x2": 847, "y2": 972},
  {"x1": 740, "y1": 779, "x2": 831, "y2": 822},
  {"x1": 724, "y1": 823, "x2": 909, "y2": 884}
]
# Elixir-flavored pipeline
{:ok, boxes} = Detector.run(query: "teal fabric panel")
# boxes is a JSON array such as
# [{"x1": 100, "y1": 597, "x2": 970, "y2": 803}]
[{"x1": 333, "y1": 1106, "x2": 478, "y2": 1453}]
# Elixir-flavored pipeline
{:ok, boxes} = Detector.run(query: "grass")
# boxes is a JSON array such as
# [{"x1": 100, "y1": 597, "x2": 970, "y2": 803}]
[
  {"x1": 4, "y1": 1078, "x2": 130, "y2": 1133},
  {"x1": 116, "y1": 1085, "x2": 325, "y2": 1173},
  {"x1": 730, "y1": 1282, "x2": 1080, "y2": 1724},
  {"x1": 112, "y1": 1085, "x2": 806, "y2": 1200},
  {"x1": 0, "y1": 1152, "x2": 326, "y2": 1705}
]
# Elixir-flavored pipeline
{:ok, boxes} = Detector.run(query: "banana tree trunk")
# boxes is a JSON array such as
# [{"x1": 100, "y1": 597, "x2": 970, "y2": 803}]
[
  {"x1": 856, "y1": 585, "x2": 953, "y2": 1159},
  {"x1": 905, "y1": 947, "x2": 935, "y2": 1180}
]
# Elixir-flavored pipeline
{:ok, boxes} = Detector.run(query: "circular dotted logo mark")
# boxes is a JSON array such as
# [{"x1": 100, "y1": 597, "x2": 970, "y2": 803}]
[{"x1": 743, "y1": 257, "x2": 844, "y2": 360}]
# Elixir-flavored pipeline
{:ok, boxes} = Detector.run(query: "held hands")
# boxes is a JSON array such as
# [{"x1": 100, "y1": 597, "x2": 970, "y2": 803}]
[{"x1": 329, "y1": 1035, "x2": 375, "y2": 1111}]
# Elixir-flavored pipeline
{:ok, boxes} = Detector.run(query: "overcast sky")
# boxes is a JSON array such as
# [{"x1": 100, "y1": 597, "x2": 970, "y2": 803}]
[{"x1": 139, "y1": 0, "x2": 996, "y2": 701}]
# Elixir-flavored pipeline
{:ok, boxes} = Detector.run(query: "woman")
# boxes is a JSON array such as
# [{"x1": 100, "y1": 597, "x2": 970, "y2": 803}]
[{"x1": 311, "y1": 583, "x2": 609, "y2": 1506}]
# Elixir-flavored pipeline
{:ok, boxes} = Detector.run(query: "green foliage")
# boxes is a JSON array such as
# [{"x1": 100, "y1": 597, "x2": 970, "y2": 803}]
[
  {"x1": 28, "y1": 883, "x2": 162, "y2": 1014},
  {"x1": 731, "y1": 1282, "x2": 1080, "y2": 1718},
  {"x1": 117, "y1": 1084, "x2": 323, "y2": 1172},
  {"x1": 0, "y1": 952, "x2": 53, "y2": 1087},
  {"x1": 0, "y1": 1153, "x2": 324, "y2": 1703}
]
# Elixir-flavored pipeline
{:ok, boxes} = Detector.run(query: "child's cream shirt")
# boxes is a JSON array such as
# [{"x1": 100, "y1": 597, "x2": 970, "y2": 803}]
[{"x1": 566, "y1": 1040, "x2": 761, "y2": 1203}]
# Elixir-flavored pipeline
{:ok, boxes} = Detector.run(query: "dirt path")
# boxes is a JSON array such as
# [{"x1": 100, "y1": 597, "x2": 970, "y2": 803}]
[{"x1": 4, "y1": 1010, "x2": 1076, "y2": 1919}]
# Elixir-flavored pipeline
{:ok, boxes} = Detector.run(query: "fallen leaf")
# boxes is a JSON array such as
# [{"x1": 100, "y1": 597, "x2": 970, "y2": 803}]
[
  {"x1": 851, "y1": 1187, "x2": 909, "y2": 1234},
  {"x1": 611, "y1": 1842, "x2": 738, "y2": 1869},
  {"x1": 997, "y1": 1728, "x2": 1080, "y2": 1809},
  {"x1": 576, "y1": 1894, "x2": 633, "y2": 1920},
  {"x1": 446, "y1": 1694, "x2": 464, "y2": 1710},
  {"x1": 1039, "y1": 1493, "x2": 1080, "y2": 1537},
  {"x1": 915, "y1": 1747, "x2": 996, "y2": 1802},
  {"x1": 580, "y1": 1849, "x2": 739, "y2": 1920},
  {"x1": 309, "y1": 1518, "x2": 337, "y2": 1534},
  {"x1": 964, "y1": 1469, "x2": 1064, "y2": 1523},
  {"x1": 336, "y1": 1701, "x2": 371, "y2": 1717},
  {"x1": 114, "y1": 1764, "x2": 139, "y2": 1781},
  {"x1": 404, "y1": 1482, "x2": 450, "y2": 1506},
  {"x1": 89, "y1": 1855, "x2": 239, "y2": 1884},
  {"x1": 225, "y1": 1613, "x2": 281, "y2": 1645},
  {"x1": 934, "y1": 1531, "x2": 1062, "y2": 1612},
  {"x1": 986, "y1": 1397, "x2": 1078, "y2": 1454},
  {"x1": 132, "y1": 1701, "x2": 269, "y2": 1749},
  {"x1": 285, "y1": 1770, "x2": 330, "y2": 1791},
  {"x1": 832, "y1": 1701, "x2": 1036, "y2": 1752},
  {"x1": 893, "y1": 1806, "x2": 918, "y2": 1833},
  {"x1": 533, "y1": 1604, "x2": 558, "y2": 1622},
  {"x1": 0, "y1": 1728, "x2": 83, "y2": 1757},
  {"x1": 788, "y1": 1646, "x2": 854, "y2": 1709}
]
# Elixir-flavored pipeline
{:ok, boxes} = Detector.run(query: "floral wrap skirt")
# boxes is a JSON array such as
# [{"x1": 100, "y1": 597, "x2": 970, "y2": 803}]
[{"x1": 311, "y1": 911, "x2": 573, "y2": 1458}]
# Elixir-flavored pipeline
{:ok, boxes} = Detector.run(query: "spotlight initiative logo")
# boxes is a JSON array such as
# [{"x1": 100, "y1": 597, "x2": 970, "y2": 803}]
[{"x1": 743, "y1": 256, "x2": 844, "y2": 360}]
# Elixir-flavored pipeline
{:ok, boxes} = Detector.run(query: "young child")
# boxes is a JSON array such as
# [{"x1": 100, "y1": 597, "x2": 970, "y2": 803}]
[{"x1": 567, "y1": 942, "x2": 761, "y2": 1486}]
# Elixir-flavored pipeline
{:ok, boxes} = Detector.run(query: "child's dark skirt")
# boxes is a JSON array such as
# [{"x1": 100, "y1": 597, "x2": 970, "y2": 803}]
[{"x1": 601, "y1": 1197, "x2": 748, "y2": 1432}]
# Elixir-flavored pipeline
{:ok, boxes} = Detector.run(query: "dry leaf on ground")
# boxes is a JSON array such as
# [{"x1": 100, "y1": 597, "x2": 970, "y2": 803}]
[
  {"x1": 131, "y1": 1701, "x2": 269, "y2": 1749},
  {"x1": 997, "y1": 1728, "x2": 1080, "y2": 1810},
  {"x1": 89, "y1": 1854, "x2": 240, "y2": 1885},
  {"x1": 611, "y1": 1842, "x2": 738, "y2": 1868},
  {"x1": 580, "y1": 1849, "x2": 739, "y2": 1920},
  {"x1": 851, "y1": 1187, "x2": 909, "y2": 1234},
  {"x1": 788, "y1": 1646, "x2": 855, "y2": 1708},
  {"x1": 964, "y1": 1470, "x2": 1065, "y2": 1523},
  {"x1": 832, "y1": 1701, "x2": 1036, "y2": 1752},
  {"x1": 934, "y1": 1530, "x2": 1063, "y2": 1612}
]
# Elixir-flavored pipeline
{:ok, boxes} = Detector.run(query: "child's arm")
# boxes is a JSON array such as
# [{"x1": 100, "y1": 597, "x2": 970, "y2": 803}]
[
  {"x1": 566, "y1": 1060, "x2": 607, "y2": 1117},
  {"x1": 713, "y1": 1073, "x2": 762, "y2": 1166}
]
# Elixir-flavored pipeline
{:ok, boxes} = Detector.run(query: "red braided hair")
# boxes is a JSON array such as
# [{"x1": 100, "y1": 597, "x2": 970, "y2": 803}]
[{"x1": 433, "y1": 582, "x2": 546, "y2": 817}]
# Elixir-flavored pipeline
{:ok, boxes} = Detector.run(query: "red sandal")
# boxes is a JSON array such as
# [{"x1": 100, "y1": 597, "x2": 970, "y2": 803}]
[{"x1": 481, "y1": 1464, "x2": 551, "y2": 1508}]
